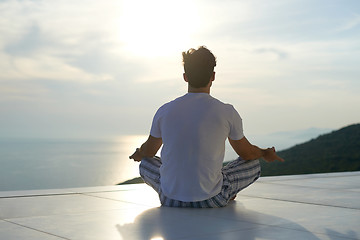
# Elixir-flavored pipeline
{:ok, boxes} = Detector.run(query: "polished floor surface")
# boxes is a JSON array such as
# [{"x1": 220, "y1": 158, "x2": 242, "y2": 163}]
[{"x1": 1, "y1": 171, "x2": 359, "y2": 240}]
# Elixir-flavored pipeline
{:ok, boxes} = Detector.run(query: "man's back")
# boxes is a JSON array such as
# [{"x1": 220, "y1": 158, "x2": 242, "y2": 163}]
[{"x1": 150, "y1": 92, "x2": 244, "y2": 201}]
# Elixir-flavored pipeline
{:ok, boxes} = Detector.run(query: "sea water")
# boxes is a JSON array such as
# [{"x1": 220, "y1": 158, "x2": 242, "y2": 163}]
[
  {"x1": 0, "y1": 136, "x2": 239, "y2": 191},
  {"x1": 0, "y1": 136, "x2": 148, "y2": 191}
]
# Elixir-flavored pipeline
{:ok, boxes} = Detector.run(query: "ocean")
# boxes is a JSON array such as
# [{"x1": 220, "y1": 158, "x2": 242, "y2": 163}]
[
  {"x1": 0, "y1": 136, "x2": 148, "y2": 191},
  {"x1": 0, "y1": 136, "x2": 239, "y2": 191}
]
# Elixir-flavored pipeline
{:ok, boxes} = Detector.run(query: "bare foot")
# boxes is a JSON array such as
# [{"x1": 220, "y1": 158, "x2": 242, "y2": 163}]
[{"x1": 230, "y1": 195, "x2": 237, "y2": 201}]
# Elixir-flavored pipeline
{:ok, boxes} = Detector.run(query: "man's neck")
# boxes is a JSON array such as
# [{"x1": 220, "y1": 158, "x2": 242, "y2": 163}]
[{"x1": 188, "y1": 85, "x2": 210, "y2": 94}]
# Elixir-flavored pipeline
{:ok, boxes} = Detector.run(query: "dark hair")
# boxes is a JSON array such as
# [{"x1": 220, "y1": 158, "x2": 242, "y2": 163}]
[{"x1": 182, "y1": 46, "x2": 217, "y2": 88}]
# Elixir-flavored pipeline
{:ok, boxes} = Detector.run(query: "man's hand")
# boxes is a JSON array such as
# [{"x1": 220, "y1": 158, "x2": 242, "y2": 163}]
[
  {"x1": 129, "y1": 148, "x2": 143, "y2": 162},
  {"x1": 129, "y1": 135, "x2": 163, "y2": 162},
  {"x1": 262, "y1": 147, "x2": 285, "y2": 163}
]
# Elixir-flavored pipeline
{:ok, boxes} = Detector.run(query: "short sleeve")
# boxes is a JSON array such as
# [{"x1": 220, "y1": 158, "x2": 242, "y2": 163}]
[
  {"x1": 150, "y1": 106, "x2": 163, "y2": 138},
  {"x1": 228, "y1": 106, "x2": 244, "y2": 140}
]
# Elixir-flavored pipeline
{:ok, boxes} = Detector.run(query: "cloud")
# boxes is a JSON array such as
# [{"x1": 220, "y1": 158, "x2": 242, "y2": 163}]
[
  {"x1": 4, "y1": 24, "x2": 45, "y2": 56},
  {"x1": 336, "y1": 14, "x2": 360, "y2": 32},
  {"x1": 253, "y1": 47, "x2": 289, "y2": 60},
  {"x1": 0, "y1": 51, "x2": 115, "y2": 83},
  {"x1": 0, "y1": 0, "x2": 359, "y2": 138},
  {"x1": 0, "y1": 0, "x2": 159, "y2": 99}
]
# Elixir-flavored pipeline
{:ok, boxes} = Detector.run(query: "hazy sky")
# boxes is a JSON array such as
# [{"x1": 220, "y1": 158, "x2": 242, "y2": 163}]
[{"x1": 1, "y1": 0, "x2": 359, "y2": 140}]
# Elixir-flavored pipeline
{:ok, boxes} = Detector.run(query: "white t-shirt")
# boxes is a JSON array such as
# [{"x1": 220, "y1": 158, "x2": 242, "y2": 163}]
[{"x1": 150, "y1": 93, "x2": 244, "y2": 202}]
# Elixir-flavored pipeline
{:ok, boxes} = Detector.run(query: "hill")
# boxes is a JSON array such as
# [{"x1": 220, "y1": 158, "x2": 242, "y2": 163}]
[{"x1": 261, "y1": 123, "x2": 360, "y2": 176}]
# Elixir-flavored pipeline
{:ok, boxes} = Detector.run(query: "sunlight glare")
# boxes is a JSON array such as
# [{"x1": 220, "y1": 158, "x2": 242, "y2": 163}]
[{"x1": 118, "y1": 0, "x2": 199, "y2": 57}]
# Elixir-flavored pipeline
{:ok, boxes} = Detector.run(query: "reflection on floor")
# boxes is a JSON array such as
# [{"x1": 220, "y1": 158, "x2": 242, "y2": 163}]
[{"x1": 1, "y1": 171, "x2": 359, "y2": 240}]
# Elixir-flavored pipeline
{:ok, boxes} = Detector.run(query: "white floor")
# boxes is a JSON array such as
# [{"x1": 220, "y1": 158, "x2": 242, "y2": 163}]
[{"x1": 1, "y1": 171, "x2": 359, "y2": 240}]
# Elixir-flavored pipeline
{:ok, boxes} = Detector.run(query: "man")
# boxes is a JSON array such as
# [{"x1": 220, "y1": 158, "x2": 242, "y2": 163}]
[{"x1": 130, "y1": 46, "x2": 284, "y2": 208}]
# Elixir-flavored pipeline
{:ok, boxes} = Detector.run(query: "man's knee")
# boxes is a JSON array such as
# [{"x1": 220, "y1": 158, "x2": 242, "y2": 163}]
[
  {"x1": 251, "y1": 159, "x2": 261, "y2": 182},
  {"x1": 139, "y1": 157, "x2": 162, "y2": 177},
  {"x1": 250, "y1": 159, "x2": 261, "y2": 174},
  {"x1": 139, "y1": 160, "x2": 145, "y2": 178},
  {"x1": 139, "y1": 158, "x2": 150, "y2": 177}
]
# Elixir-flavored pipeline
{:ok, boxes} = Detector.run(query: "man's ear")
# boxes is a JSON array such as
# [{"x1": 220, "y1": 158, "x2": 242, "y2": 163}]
[
  {"x1": 183, "y1": 73, "x2": 188, "y2": 82},
  {"x1": 211, "y1": 72, "x2": 216, "y2": 82}
]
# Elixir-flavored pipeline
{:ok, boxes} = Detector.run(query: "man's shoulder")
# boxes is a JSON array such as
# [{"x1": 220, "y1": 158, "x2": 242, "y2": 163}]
[
  {"x1": 161, "y1": 94, "x2": 185, "y2": 107},
  {"x1": 156, "y1": 94, "x2": 186, "y2": 112},
  {"x1": 158, "y1": 93, "x2": 236, "y2": 112},
  {"x1": 209, "y1": 95, "x2": 236, "y2": 110}
]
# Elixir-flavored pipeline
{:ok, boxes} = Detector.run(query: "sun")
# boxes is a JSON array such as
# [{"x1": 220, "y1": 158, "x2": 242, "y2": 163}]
[{"x1": 118, "y1": 0, "x2": 200, "y2": 57}]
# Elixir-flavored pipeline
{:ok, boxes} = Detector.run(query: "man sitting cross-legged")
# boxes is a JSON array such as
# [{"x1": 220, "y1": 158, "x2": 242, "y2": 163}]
[{"x1": 130, "y1": 46, "x2": 284, "y2": 208}]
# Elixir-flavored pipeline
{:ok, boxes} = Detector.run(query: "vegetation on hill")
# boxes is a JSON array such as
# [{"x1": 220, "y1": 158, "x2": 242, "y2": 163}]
[
  {"x1": 261, "y1": 123, "x2": 360, "y2": 176},
  {"x1": 119, "y1": 177, "x2": 144, "y2": 184}
]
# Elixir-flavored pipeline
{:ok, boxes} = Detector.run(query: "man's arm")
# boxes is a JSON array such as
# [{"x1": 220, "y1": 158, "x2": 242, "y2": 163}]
[
  {"x1": 228, "y1": 137, "x2": 284, "y2": 162},
  {"x1": 129, "y1": 135, "x2": 162, "y2": 162}
]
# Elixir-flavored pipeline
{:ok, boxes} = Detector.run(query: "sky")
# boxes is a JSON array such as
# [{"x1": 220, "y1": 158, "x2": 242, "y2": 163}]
[{"x1": 0, "y1": 0, "x2": 359, "y2": 146}]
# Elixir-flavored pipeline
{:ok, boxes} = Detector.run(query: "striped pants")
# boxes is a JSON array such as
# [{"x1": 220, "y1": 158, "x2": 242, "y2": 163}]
[{"x1": 139, "y1": 157, "x2": 261, "y2": 208}]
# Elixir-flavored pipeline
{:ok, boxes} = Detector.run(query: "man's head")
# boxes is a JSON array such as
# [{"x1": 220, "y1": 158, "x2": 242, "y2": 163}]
[{"x1": 182, "y1": 46, "x2": 217, "y2": 88}]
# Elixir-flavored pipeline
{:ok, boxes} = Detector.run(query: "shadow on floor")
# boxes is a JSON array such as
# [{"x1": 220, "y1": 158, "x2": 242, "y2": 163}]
[
  {"x1": 325, "y1": 229, "x2": 358, "y2": 240},
  {"x1": 115, "y1": 201, "x2": 323, "y2": 240}
]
